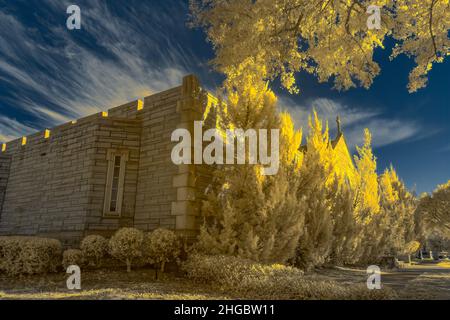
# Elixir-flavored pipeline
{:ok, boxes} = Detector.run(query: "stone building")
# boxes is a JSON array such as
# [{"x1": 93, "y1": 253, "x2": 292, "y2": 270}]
[{"x1": 0, "y1": 74, "x2": 214, "y2": 245}]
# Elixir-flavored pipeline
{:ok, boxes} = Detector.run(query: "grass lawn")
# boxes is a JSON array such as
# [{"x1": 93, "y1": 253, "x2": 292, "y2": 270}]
[
  {"x1": 1, "y1": 263, "x2": 449, "y2": 300},
  {"x1": 316, "y1": 263, "x2": 450, "y2": 299},
  {"x1": 0, "y1": 268, "x2": 234, "y2": 300}
]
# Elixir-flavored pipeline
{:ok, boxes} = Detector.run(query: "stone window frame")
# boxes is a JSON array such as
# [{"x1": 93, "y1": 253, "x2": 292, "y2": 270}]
[{"x1": 103, "y1": 149, "x2": 129, "y2": 217}]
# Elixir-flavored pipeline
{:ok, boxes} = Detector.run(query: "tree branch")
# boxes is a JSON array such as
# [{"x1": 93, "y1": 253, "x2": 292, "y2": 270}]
[{"x1": 429, "y1": 0, "x2": 438, "y2": 58}]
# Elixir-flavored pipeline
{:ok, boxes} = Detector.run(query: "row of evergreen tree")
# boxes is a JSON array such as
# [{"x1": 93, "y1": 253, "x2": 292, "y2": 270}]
[{"x1": 195, "y1": 78, "x2": 418, "y2": 269}]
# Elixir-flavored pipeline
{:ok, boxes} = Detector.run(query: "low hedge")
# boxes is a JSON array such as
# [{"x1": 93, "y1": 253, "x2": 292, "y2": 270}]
[
  {"x1": 182, "y1": 254, "x2": 397, "y2": 300},
  {"x1": 80, "y1": 235, "x2": 108, "y2": 267},
  {"x1": 0, "y1": 236, "x2": 62, "y2": 276},
  {"x1": 142, "y1": 228, "x2": 181, "y2": 272},
  {"x1": 183, "y1": 254, "x2": 303, "y2": 289},
  {"x1": 108, "y1": 228, "x2": 144, "y2": 272},
  {"x1": 62, "y1": 249, "x2": 84, "y2": 269}
]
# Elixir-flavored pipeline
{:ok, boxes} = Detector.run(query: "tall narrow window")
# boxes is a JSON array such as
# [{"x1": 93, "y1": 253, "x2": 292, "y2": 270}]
[{"x1": 104, "y1": 150, "x2": 129, "y2": 217}]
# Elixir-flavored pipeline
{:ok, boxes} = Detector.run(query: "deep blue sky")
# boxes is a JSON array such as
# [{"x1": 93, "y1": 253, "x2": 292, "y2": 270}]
[{"x1": 0, "y1": 0, "x2": 449, "y2": 193}]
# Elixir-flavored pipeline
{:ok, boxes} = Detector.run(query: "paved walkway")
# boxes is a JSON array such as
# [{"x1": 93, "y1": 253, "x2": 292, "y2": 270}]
[
  {"x1": 316, "y1": 262, "x2": 450, "y2": 299},
  {"x1": 383, "y1": 264, "x2": 450, "y2": 299}
]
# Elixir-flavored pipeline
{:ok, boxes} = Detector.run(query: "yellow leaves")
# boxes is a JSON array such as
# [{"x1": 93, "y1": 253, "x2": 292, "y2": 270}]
[
  {"x1": 404, "y1": 241, "x2": 421, "y2": 254},
  {"x1": 282, "y1": 110, "x2": 409, "y2": 225},
  {"x1": 307, "y1": 111, "x2": 330, "y2": 155},
  {"x1": 224, "y1": 70, "x2": 276, "y2": 128},
  {"x1": 223, "y1": 84, "x2": 410, "y2": 235},
  {"x1": 354, "y1": 128, "x2": 380, "y2": 216},
  {"x1": 193, "y1": 0, "x2": 450, "y2": 95},
  {"x1": 394, "y1": 0, "x2": 450, "y2": 92},
  {"x1": 281, "y1": 71, "x2": 299, "y2": 94},
  {"x1": 280, "y1": 112, "x2": 303, "y2": 170},
  {"x1": 264, "y1": 89, "x2": 277, "y2": 107},
  {"x1": 436, "y1": 179, "x2": 450, "y2": 192},
  {"x1": 269, "y1": 263, "x2": 286, "y2": 270},
  {"x1": 255, "y1": 19, "x2": 265, "y2": 33},
  {"x1": 388, "y1": 166, "x2": 400, "y2": 184},
  {"x1": 363, "y1": 128, "x2": 372, "y2": 147},
  {"x1": 280, "y1": 112, "x2": 300, "y2": 145},
  {"x1": 223, "y1": 182, "x2": 231, "y2": 191},
  {"x1": 367, "y1": 31, "x2": 385, "y2": 49},
  {"x1": 332, "y1": 137, "x2": 357, "y2": 188},
  {"x1": 248, "y1": 86, "x2": 258, "y2": 101},
  {"x1": 228, "y1": 91, "x2": 239, "y2": 106},
  {"x1": 320, "y1": 1, "x2": 329, "y2": 11},
  {"x1": 380, "y1": 168, "x2": 399, "y2": 204},
  {"x1": 304, "y1": 111, "x2": 335, "y2": 185}
]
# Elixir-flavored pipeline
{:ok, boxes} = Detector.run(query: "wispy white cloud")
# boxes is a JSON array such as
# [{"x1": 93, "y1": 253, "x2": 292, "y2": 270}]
[
  {"x1": 0, "y1": 116, "x2": 37, "y2": 142},
  {"x1": 279, "y1": 96, "x2": 423, "y2": 150},
  {"x1": 0, "y1": 1, "x2": 196, "y2": 142}
]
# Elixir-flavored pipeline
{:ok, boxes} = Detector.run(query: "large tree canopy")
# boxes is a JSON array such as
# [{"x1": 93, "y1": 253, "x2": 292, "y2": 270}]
[
  {"x1": 190, "y1": 0, "x2": 450, "y2": 93},
  {"x1": 416, "y1": 180, "x2": 450, "y2": 235}
]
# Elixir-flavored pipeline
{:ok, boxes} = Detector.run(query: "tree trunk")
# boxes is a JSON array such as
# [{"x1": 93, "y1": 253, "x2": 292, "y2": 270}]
[
  {"x1": 408, "y1": 254, "x2": 412, "y2": 264},
  {"x1": 126, "y1": 259, "x2": 131, "y2": 273},
  {"x1": 160, "y1": 261, "x2": 166, "y2": 273}
]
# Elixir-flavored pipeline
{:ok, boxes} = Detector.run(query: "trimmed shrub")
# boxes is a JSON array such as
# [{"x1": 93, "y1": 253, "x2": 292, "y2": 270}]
[
  {"x1": 182, "y1": 254, "x2": 396, "y2": 300},
  {"x1": 183, "y1": 254, "x2": 303, "y2": 289},
  {"x1": 0, "y1": 236, "x2": 62, "y2": 276},
  {"x1": 142, "y1": 228, "x2": 181, "y2": 272},
  {"x1": 109, "y1": 228, "x2": 144, "y2": 272},
  {"x1": 80, "y1": 235, "x2": 108, "y2": 267},
  {"x1": 62, "y1": 249, "x2": 83, "y2": 269}
]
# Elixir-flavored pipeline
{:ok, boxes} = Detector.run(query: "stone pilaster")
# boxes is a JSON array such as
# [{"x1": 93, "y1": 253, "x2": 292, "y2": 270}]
[
  {"x1": 0, "y1": 154, "x2": 11, "y2": 220},
  {"x1": 171, "y1": 75, "x2": 204, "y2": 236}
]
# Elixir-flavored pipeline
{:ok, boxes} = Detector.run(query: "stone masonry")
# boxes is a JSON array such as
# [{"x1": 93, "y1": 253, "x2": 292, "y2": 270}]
[{"x1": 0, "y1": 75, "x2": 215, "y2": 246}]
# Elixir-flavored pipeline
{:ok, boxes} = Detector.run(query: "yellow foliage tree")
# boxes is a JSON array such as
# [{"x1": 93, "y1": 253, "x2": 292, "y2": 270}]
[
  {"x1": 354, "y1": 128, "x2": 380, "y2": 223},
  {"x1": 279, "y1": 112, "x2": 303, "y2": 170},
  {"x1": 378, "y1": 166, "x2": 417, "y2": 258},
  {"x1": 416, "y1": 180, "x2": 450, "y2": 235},
  {"x1": 197, "y1": 80, "x2": 305, "y2": 264},
  {"x1": 191, "y1": 0, "x2": 450, "y2": 93},
  {"x1": 379, "y1": 166, "x2": 400, "y2": 204},
  {"x1": 307, "y1": 111, "x2": 334, "y2": 182},
  {"x1": 294, "y1": 112, "x2": 334, "y2": 269}
]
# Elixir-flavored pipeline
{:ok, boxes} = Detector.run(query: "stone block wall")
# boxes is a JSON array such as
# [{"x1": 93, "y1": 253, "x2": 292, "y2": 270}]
[
  {"x1": 133, "y1": 86, "x2": 183, "y2": 232},
  {"x1": 0, "y1": 74, "x2": 215, "y2": 244},
  {"x1": 83, "y1": 116, "x2": 142, "y2": 237},
  {"x1": 0, "y1": 154, "x2": 11, "y2": 217},
  {"x1": 0, "y1": 115, "x2": 101, "y2": 245}
]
